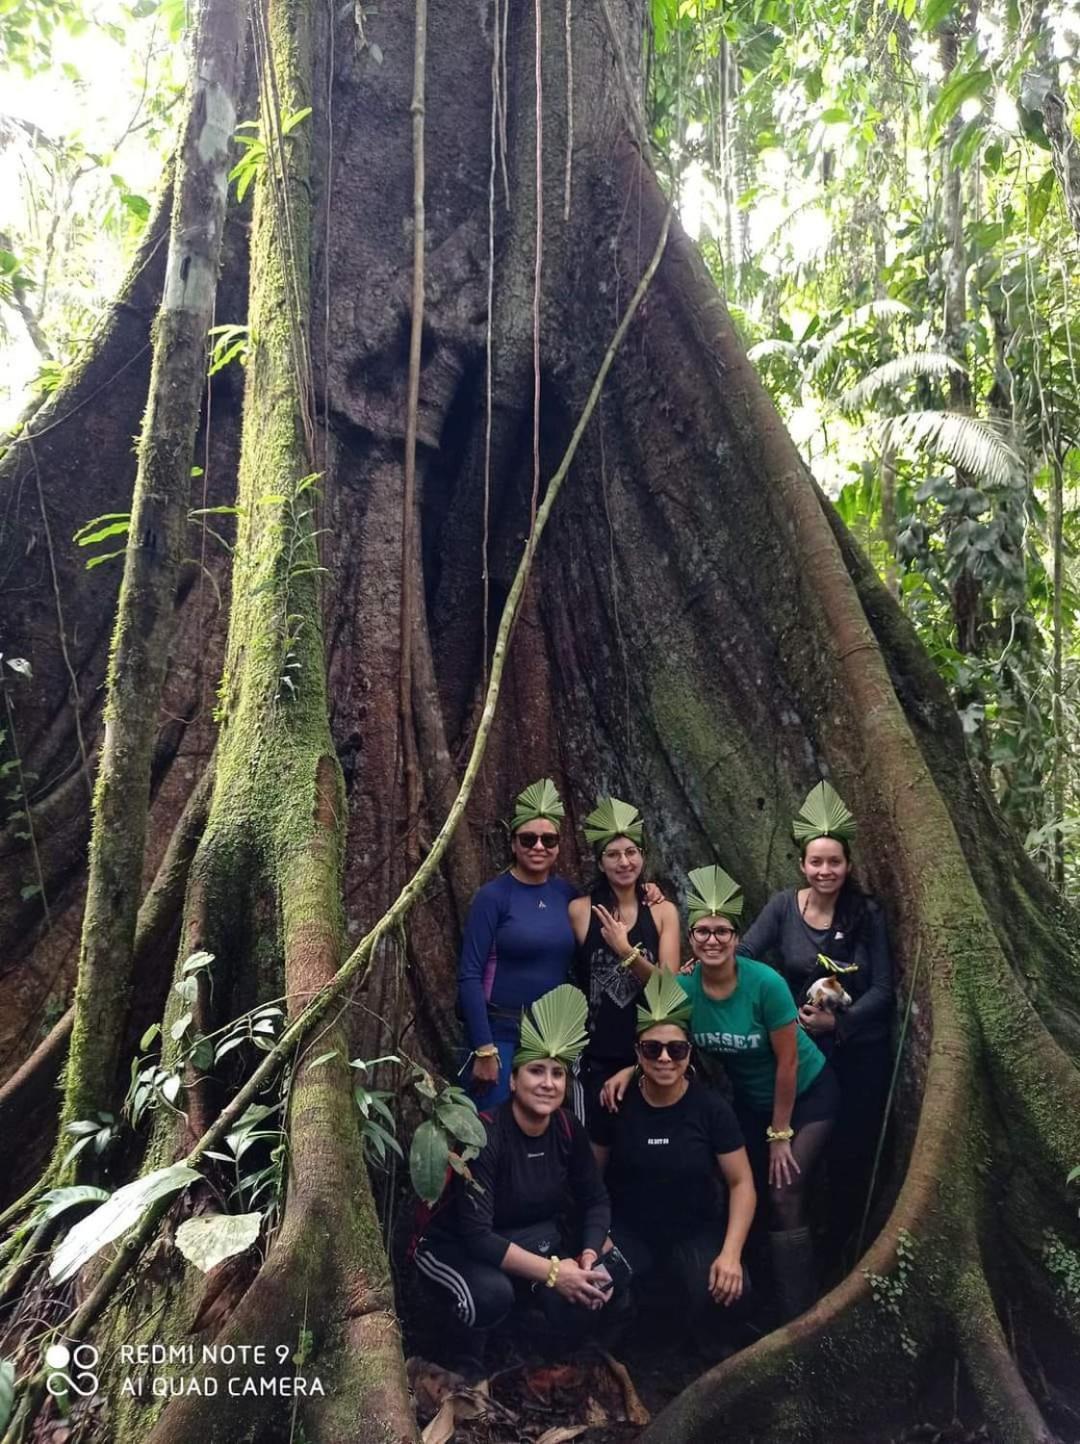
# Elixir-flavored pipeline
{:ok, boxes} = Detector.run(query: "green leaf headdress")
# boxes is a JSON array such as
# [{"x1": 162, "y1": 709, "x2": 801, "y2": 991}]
[
  {"x1": 583, "y1": 795, "x2": 644, "y2": 854},
  {"x1": 792, "y1": 781, "x2": 856, "y2": 847},
  {"x1": 510, "y1": 778, "x2": 565, "y2": 833},
  {"x1": 686, "y1": 865, "x2": 743, "y2": 926},
  {"x1": 512, "y1": 985, "x2": 589, "y2": 1068},
  {"x1": 635, "y1": 969, "x2": 694, "y2": 1035}
]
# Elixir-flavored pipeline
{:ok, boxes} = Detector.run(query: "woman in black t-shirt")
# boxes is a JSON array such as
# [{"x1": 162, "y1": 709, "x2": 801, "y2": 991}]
[
  {"x1": 569, "y1": 796, "x2": 679, "y2": 1137},
  {"x1": 591, "y1": 972, "x2": 756, "y2": 1331}
]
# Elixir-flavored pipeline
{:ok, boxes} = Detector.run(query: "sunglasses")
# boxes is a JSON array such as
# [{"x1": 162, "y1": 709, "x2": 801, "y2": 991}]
[
  {"x1": 515, "y1": 831, "x2": 560, "y2": 850},
  {"x1": 637, "y1": 1039, "x2": 691, "y2": 1062},
  {"x1": 691, "y1": 924, "x2": 736, "y2": 943}
]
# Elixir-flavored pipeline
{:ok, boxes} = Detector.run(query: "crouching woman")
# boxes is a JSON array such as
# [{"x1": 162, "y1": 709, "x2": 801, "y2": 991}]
[
  {"x1": 592, "y1": 970, "x2": 755, "y2": 1350},
  {"x1": 414, "y1": 985, "x2": 617, "y2": 1380}
]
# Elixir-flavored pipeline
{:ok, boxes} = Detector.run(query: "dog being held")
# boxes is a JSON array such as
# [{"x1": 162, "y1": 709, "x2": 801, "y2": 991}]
[{"x1": 804, "y1": 975, "x2": 853, "y2": 1013}]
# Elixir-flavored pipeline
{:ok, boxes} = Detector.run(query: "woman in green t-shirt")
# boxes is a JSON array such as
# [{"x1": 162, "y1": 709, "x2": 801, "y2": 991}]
[{"x1": 602, "y1": 864, "x2": 838, "y2": 1322}]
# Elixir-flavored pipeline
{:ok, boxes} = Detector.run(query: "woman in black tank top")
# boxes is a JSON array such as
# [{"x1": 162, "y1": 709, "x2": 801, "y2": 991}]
[{"x1": 568, "y1": 796, "x2": 680, "y2": 1139}]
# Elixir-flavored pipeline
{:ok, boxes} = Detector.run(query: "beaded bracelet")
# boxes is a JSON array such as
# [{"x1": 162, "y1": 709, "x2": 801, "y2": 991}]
[
  {"x1": 545, "y1": 1256, "x2": 561, "y2": 1288},
  {"x1": 766, "y1": 1125, "x2": 795, "y2": 1142}
]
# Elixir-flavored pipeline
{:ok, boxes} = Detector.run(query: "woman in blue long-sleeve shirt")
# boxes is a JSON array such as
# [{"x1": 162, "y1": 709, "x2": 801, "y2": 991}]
[
  {"x1": 739, "y1": 782, "x2": 894, "y2": 1255},
  {"x1": 458, "y1": 779, "x2": 578, "y2": 1107}
]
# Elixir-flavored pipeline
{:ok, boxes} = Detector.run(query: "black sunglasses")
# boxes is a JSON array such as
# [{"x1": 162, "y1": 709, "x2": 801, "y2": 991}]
[
  {"x1": 637, "y1": 1039, "x2": 691, "y2": 1062},
  {"x1": 515, "y1": 831, "x2": 560, "y2": 850}
]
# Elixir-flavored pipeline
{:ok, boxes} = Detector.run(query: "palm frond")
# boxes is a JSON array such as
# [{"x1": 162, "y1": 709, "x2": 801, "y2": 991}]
[
  {"x1": 513, "y1": 985, "x2": 589, "y2": 1067},
  {"x1": 747, "y1": 338, "x2": 800, "y2": 364},
  {"x1": 792, "y1": 781, "x2": 856, "y2": 844},
  {"x1": 636, "y1": 970, "x2": 694, "y2": 1034},
  {"x1": 686, "y1": 865, "x2": 743, "y2": 925},
  {"x1": 583, "y1": 796, "x2": 644, "y2": 851},
  {"x1": 877, "y1": 410, "x2": 1022, "y2": 487},
  {"x1": 806, "y1": 300, "x2": 913, "y2": 382},
  {"x1": 510, "y1": 778, "x2": 564, "y2": 831},
  {"x1": 834, "y1": 352, "x2": 964, "y2": 414}
]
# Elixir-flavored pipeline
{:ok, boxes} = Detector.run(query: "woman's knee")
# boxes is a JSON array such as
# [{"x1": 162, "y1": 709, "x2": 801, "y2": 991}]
[
  {"x1": 470, "y1": 1270, "x2": 516, "y2": 1329},
  {"x1": 768, "y1": 1179, "x2": 808, "y2": 1230}
]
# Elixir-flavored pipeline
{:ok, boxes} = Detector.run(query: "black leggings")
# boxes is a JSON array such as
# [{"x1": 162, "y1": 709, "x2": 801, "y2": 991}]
[
  {"x1": 611, "y1": 1219, "x2": 752, "y2": 1334},
  {"x1": 738, "y1": 1066, "x2": 839, "y2": 1231},
  {"x1": 414, "y1": 1226, "x2": 607, "y2": 1341}
]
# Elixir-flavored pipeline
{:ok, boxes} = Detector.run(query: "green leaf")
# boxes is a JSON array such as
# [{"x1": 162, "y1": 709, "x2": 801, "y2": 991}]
[
  {"x1": 5, "y1": 657, "x2": 32, "y2": 678},
  {"x1": 182, "y1": 950, "x2": 215, "y2": 975},
  {"x1": 307, "y1": 1050, "x2": 340, "y2": 1069},
  {"x1": 140, "y1": 1023, "x2": 161, "y2": 1051},
  {"x1": 174, "y1": 1212, "x2": 262, "y2": 1273},
  {"x1": 171, "y1": 1011, "x2": 193, "y2": 1041},
  {"x1": 928, "y1": 67, "x2": 992, "y2": 145},
  {"x1": 434, "y1": 1101, "x2": 487, "y2": 1150},
  {"x1": 50, "y1": 1165, "x2": 200, "y2": 1283},
  {"x1": 0, "y1": 1359, "x2": 14, "y2": 1437},
  {"x1": 75, "y1": 520, "x2": 130, "y2": 547},
  {"x1": 32, "y1": 1185, "x2": 109, "y2": 1224},
  {"x1": 409, "y1": 1120, "x2": 450, "y2": 1205},
  {"x1": 920, "y1": 0, "x2": 957, "y2": 31},
  {"x1": 86, "y1": 549, "x2": 127, "y2": 570},
  {"x1": 1027, "y1": 169, "x2": 1055, "y2": 230},
  {"x1": 20, "y1": 884, "x2": 42, "y2": 901}
]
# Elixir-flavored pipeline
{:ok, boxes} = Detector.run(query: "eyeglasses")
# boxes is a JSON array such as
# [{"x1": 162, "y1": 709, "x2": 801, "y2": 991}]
[
  {"x1": 691, "y1": 924, "x2": 736, "y2": 943},
  {"x1": 515, "y1": 831, "x2": 560, "y2": 850},
  {"x1": 602, "y1": 846, "x2": 641, "y2": 863},
  {"x1": 637, "y1": 1039, "x2": 691, "y2": 1062}
]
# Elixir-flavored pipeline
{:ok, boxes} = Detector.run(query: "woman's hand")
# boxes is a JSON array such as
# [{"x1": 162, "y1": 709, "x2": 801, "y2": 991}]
[
  {"x1": 600, "y1": 1066, "x2": 635, "y2": 1113},
  {"x1": 578, "y1": 1248, "x2": 599, "y2": 1271},
  {"x1": 798, "y1": 1004, "x2": 835, "y2": 1036},
  {"x1": 552, "y1": 1258, "x2": 610, "y2": 1309},
  {"x1": 471, "y1": 1052, "x2": 500, "y2": 1086},
  {"x1": 592, "y1": 903, "x2": 633, "y2": 960},
  {"x1": 768, "y1": 1139, "x2": 801, "y2": 1190},
  {"x1": 679, "y1": 957, "x2": 697, "y2": 976},
  {"x1": 642, "y1": 881, "x2": 666, "y2": 906},
  {"x1": 708, "y1": 1250, "x2": 744, "y2": 1305}
]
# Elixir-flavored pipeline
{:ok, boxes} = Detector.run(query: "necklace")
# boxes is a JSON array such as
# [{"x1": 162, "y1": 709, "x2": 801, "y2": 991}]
[
  {"x1": 638, "y1": 1074, "x2": 688, "y2": 1107},
  {"x1": 801, "y1": 888, "x2": 833, "y2": 928}
]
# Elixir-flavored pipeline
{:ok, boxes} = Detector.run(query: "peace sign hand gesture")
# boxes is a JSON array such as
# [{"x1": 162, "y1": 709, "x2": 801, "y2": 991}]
[{"x1": 592, "y1": 903, "x2": 633, "y2": 961}]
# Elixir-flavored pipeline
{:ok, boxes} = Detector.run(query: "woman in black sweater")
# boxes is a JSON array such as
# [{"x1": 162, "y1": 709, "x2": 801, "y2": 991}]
[
  {"x1": 414, "y1": 985, "x2": 617, "y2": 1380},
  {"x1": 739, "y1": 782, "x2": 894, "y2": 1253}
]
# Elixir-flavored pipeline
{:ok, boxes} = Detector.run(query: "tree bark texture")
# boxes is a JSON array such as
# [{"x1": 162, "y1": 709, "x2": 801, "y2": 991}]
[{"x1": 1, "y1": 1, "x2": 1079, "y2": 1441}]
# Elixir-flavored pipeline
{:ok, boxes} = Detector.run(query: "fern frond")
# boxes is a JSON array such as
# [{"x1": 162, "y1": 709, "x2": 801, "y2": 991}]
[
  {"x1": 877, "y1": 411, "x2": 1022, "y2": 487},
  {"x1": 747, "y1": 338, "x2": 800, "y2": 364},
  {"x1": 806, "y1": 300, "x2": 913, "y2": 382},
  {"x1": 835, "y1": 352, "x2": 965, "y2": 414}
]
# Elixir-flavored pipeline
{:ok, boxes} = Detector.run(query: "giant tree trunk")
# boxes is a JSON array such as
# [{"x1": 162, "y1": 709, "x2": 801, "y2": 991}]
[{"x1": 1, "y1": 2, "x2": 1079, "y2": 1442}]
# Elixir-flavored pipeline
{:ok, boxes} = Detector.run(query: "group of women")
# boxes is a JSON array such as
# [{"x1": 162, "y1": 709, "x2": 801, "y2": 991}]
[{"x1": 413, "y1": 777, "x2": 894, "y2": 1376}]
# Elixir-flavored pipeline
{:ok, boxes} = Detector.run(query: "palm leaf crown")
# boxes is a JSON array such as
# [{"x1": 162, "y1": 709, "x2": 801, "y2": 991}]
[
  {"x1": 635, "y1": 969, "x2": 694, "y2": 1034},
  {"x1": 686, "y1": 865, "x2": 743, "y2": 926},
  {"x1": 583, "y1": 795, "x2": 644, "y2": 853},
  {"x1": 792, "y1": 781, "x2": 856, "y2": 846},
  {"x1": 510, "y1": 777, "x2": 565, "y2": 833},
  {"x1": 512, "y1": 984, "x2": 589, "y2": 1068}
]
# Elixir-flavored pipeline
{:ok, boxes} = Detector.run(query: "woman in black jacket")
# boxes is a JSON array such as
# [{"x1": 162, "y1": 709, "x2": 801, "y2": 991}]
[
  {"x1": 414, "y1": 985, "x2": 617, "y2": 1380},
  {"x1": 739, "y1": 781, "x2": 894, "y2": 1253}
]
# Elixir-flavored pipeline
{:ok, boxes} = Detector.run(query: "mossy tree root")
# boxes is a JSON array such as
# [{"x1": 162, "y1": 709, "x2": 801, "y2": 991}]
[{"x1": 58, "y1": 0, "x2": 246, "y2": 1146}]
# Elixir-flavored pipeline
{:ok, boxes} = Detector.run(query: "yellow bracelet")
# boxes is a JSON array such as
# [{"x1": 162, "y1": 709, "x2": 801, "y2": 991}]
[
  {"x1": 619, "y1": 946, "x2": 642, "y2": 969},
  {"x1": 473, "y1": 1045, "x2": 499, "y2": 1060},
  {"x1": 545, "y1": 1256, "x2": 561, "y2": 1288},
  {"x1": 766, "y1": 1125, "x2": 794, "y2": 1142}
]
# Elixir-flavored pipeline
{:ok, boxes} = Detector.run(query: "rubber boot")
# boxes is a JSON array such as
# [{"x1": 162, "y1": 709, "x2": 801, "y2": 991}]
[{"x1": 769, "y1": 1227, "x2": 818, "y2": 1323}]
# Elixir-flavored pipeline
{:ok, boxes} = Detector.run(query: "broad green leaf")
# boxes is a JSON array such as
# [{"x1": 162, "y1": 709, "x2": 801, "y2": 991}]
[
  {"x1": 174, "y1": 1212, "x2": 261, "y2": 1273},
  {"x1": 182, "y1": 950, "x2": 214, "y2": 975},
  {"x1": 75, "y1": 520, "x2": 130, "y2": 548},
  {"x1": 409, "y1": 1120, "x2": 450, "y2": 1205},
  {"x1": 50, "y1": 1165, "x2": 200, "y2": 1283},
  {"x1": 435, "y1": 1101, "x2": 487, "y2": 1150},
  {"x1": 32, "y1": 1185, "x2": 108, "y2": 1224},
  {"x1": 928, "y1": 67, "x2": 991, "y2": 144},
  {"x1": 920, "y1": 0, "x2": 957, "y2": 31},
  {"x1": 140, "y1": 1023, "x2": 161, "y2": 1051}
]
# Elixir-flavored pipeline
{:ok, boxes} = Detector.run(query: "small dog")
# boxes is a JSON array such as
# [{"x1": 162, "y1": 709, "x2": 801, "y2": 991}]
[{"x1": 805, "y1": 975, "x2": 853, "y2": 1013}]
